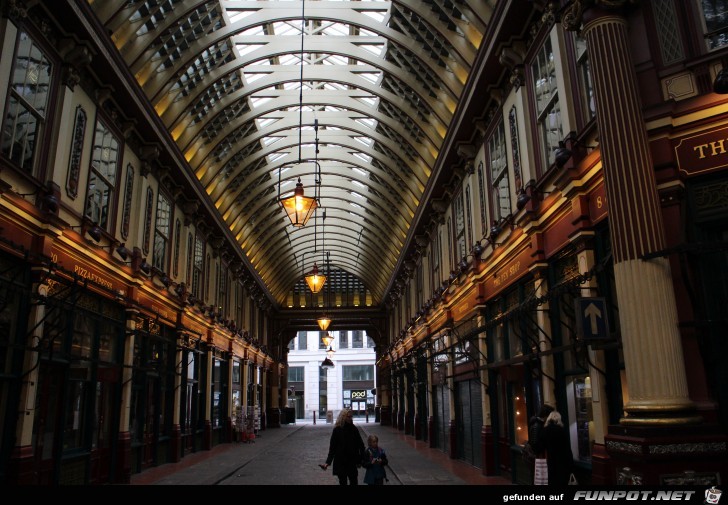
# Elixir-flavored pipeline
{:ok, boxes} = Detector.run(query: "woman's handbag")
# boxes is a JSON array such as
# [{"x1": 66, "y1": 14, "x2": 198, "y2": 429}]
[{"x1": 534, "y1": 457, "x2": 548, "y2": 485}]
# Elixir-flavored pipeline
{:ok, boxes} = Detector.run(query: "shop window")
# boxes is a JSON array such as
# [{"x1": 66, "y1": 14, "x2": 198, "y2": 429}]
[
  {"x1": 233, "y1": 361, "x2": 241, "y2": 384},
  {"x1": 85, "y1": 119, "x2": 121, "y2": 231},
  {"x1": 572, "y1": 376, "x2": 594, "y2": 461},
  {"x1": 211, "y1": 359, "x2": 222, "y2": 428},
  {"x1": 339, "y1": 331, "x2": 348, "y2": 349},
  {"x1": 513, "y1": 386, "x2": 528, "y2": 446},
  {"x1": 1, "y1": 30, "x2": 54, "y2": 177},
  {"x1": 531, "y1": 35, "x2": 563, "y2": 170},
  {"x1": 63, "y1": 374, "x2": 87, "y2": 451}
]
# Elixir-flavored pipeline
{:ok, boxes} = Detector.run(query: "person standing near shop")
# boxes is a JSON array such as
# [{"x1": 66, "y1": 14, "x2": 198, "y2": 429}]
[
  {"x1": 320, "y1": 408, "x2": 366, "y2": 485},
  {"x1": 525, "y1": 403, "x2": 554, "y2": 482},
  {"x1": 541, "y1": 410, "x2": 574, "y2": 486}
]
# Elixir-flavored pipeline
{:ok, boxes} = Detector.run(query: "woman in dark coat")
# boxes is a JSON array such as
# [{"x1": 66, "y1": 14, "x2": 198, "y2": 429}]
[
  {"x1": 540, "y1": 410, "x2": 574, "y2": 486},
  {"x1": 321, "y1": 408, "x2": 366, "y2": 485}
]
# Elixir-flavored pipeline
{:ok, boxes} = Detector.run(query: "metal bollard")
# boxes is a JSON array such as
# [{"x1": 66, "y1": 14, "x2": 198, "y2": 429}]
[
  {"x1": 313, "y1": 411, "x2": 316, "y2": 425},
  {"x1": 366, "y1": 411, "x2": 369, "y2": 423}
]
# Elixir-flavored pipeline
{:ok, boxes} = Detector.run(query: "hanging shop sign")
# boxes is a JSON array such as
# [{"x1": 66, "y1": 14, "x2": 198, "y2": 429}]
[{"x1": 674, "y1": 126, "x2": 728, "y2": 177}]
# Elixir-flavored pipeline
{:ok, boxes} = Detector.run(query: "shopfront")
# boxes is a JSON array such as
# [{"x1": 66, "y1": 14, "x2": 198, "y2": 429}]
[{"x1": 33, "y1": 274, "x2": 126, "y2": 485}]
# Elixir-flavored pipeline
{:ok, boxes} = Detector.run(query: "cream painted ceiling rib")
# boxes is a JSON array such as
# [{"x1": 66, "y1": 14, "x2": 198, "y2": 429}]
[{"x1": 90, "y1": 0, "x2": 485, "y2": 307}]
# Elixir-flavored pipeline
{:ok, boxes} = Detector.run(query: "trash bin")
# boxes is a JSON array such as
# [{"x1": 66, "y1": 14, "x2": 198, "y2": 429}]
[{"x1": 284, "y1": 407, "x2": 296, "y2": 424}]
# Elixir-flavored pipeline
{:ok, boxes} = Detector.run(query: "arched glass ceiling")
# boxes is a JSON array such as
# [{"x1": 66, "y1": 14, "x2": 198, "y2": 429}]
[{"x1": 91, "y1": 0, "x2": 488, "y2": 306}]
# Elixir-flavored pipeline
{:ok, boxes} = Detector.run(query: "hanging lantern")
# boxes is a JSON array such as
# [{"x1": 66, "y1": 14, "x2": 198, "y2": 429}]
[
  {"x1": 305, "y1": 263, "x2": 326, "y2": 293},
  {"x1": 317, "y1": 315, "x2": 332, "y2": 332},
  {"x1": 280, "y1": 177, "x2": 318, "y2": 227}
]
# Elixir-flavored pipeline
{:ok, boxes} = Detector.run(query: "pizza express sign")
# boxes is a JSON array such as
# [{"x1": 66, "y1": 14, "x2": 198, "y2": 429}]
[{"x1": 674, "y1": 126, "x2": 728, "y2": 177}]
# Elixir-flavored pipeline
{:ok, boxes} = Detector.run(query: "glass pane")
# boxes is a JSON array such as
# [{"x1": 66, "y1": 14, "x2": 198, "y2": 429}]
[
  {"x1": 63, "y1": 380, "x2": 86, "y2": 450},
  {"x1": 2, "y1": 97, "x2": 37, "y2": 172},
  {"x1": 703, "y1": 0, "x2": 728, "y2": 49}
]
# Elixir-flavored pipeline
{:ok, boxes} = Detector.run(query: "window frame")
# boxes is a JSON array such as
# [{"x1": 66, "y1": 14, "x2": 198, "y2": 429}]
[{"x1": 1, "y1": 28, "x2": 57, "y2": 179}]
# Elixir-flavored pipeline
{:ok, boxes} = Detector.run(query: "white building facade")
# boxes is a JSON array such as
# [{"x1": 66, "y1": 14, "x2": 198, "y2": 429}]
[{"x1": 287, "y1": 330, "x2": 377, "y2": 422}]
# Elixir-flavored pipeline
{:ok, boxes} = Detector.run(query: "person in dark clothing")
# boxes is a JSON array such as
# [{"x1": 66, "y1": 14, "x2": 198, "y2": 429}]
[
  {"x1": 525, "y1": 403, "x2": 554, "y2": 479},
  {"x1": 541, "y1": 410, "x2": 574, "y2": 486},
  {"x1": 321, "y1": 408, "x2": 366, "y2": 485}
]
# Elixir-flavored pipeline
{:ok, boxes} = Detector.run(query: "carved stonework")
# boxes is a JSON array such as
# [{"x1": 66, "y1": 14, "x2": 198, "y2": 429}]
[
  {"x1": 605, "y1": 440, "x2": 641, "y2": 454},
  {"x1": 648, "y1": 441, "x2": 727, "y2": 455},
  {"x1": 508, "y1": 106, "x2": 523, "y2": 193},
  {"x1": 1, "y1": 0, "x2": 29, "y2": 21},
  {"x1": 121, "y1": 164, "x2": 134, "y2": 240},
  {"x1": 143, "y1": 187, "x2": 154, "y2": 256},
  {"x1": 66, "y1": 106, "x2": 87, "y2": 199}
]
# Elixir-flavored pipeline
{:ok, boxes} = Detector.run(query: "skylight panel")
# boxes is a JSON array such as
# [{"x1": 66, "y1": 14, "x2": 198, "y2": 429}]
[
  {"x1": 357, "y1": 72, "x2": 381, "y2": 83},
  {"x1": 355, "y1": 118, "x2": 376, "y2": 128},
  {"x1": 352, "y1": 167, "x2": 368, "y2": 176},
  {"x1": 244, "y1": 72, "x2": 268, "y2": 84},
  {"x1": 321, "y1": 22, "x2": 349, "y2": 37},
  {"x1": 350, "y1": 191, "x2": 365, "y2": 199},
  {"x1": 236, "y1": 44, "x2": 264, "y2": 57},
  {"x1": 352, "y1": 180, "x2": 367, "y2": 188},
  {"x1": 353, "y1": 152, "x2": 371, "y2": 163},
  {"x1": 357, "y1": 96, "x2": 378, "y2": 106},
  {"x1": 272, "y1": 21, "x2": 302, "y2": 36},
  {"x1": 359, "y1": 44, "x2": 384, "y2": 57},
  {"x1": 257, "y1": 117, "x2": 278, "y2": 128},
  {"x1": 349, "y1": 202, "x2": 363, "y2": 209},
  {"x1": 251, "y1": 96, "x2": 272, "y2": 108},
  {"x1": 226, "y1": 10, "x2": 256, "y2": 24},
  {"x1": 361, "y1": 11, "x2": 386, "y2": 23},
  {"x1": 354, "y1": 137, "x2": 372, "y2": 146},
  {"x1": 321, "y1": 54, "x2": 348, "y2": 65}
]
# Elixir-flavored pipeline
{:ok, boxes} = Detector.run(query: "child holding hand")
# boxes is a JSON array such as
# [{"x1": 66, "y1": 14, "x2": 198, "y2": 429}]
[{"x1": 362, "y1": 434, "x2": 388, "y2": 485}]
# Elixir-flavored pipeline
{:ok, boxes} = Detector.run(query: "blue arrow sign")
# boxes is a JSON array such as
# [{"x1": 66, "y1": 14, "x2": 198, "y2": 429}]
[{"x1": 575, "y1": 297, "x2": 611, "y2": 341}]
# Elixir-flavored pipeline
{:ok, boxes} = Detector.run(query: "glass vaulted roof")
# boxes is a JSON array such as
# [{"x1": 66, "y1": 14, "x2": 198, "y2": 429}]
[{"x1": 90, "y1": 0, "x2": 487, "y2": 307}]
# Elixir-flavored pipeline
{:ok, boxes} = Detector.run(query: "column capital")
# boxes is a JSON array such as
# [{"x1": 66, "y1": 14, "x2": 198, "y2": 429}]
[{"x1": 562, "y1": 0, "x2": 636, "y2": 32}]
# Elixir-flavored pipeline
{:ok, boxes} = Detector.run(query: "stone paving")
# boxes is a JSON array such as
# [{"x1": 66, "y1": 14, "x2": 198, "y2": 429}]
[{"x1": 131, "y1": 419, "x2": 512, "y2": 486}]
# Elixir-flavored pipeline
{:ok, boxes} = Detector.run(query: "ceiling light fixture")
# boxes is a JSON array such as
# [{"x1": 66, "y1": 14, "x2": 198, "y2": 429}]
[
  {"x1": 304, "y1": 262, "x2": 326, "y2": 293},
  {"x1": 278, "y1": 0, "x2": 319, "y2": 228}
]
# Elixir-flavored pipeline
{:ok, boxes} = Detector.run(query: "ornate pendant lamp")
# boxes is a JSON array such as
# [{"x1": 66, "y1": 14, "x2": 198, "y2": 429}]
[
  {"x1": 317, "y1": 315, "x2": 331, "y2": 332},
  {"x1": 305, "y1": 263, "x2": 326, "y2": 293},
  {"x1": 321, "y1": 332, "x2": 334, "y2": 347},
  {"x1": 281, "y1": 178, "x2": 318, "y2": 227},
  {"x1": 278, "y1": 0, "x2": 319, "y2": 228}
]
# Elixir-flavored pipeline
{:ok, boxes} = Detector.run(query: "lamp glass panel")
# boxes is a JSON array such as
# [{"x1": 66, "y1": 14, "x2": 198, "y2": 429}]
[
  {"x1": 281, "y1": 193, "x2": 317, "y2": 227},
  {"x1": 305, "y1": 272, "x2": 326, "y2": 293},
  {"x1": 321, "y1": 333, "x2": 333, "y2": 346},
  {"x1": 317, "y1": 316, "x2": 331, "y2": 332}
]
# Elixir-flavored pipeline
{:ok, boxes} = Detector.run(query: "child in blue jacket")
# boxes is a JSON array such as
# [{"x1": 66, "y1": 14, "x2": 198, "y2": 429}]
[{"x1": 362, "y1": 434, "x2": 388, "y2": 485}]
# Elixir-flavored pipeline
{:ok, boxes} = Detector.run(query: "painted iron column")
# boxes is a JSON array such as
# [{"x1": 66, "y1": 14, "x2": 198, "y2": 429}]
[{"x1": 565, "y1": 1, "x2": 696, "y2": 424}]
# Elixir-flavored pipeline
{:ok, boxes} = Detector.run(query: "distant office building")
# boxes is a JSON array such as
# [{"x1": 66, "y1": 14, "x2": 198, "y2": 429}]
[{"x1": 287, "y1": 331, "x2": 376, "y2": 422}]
